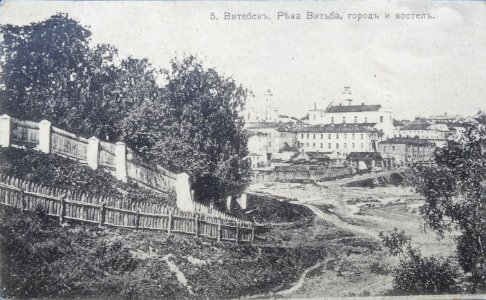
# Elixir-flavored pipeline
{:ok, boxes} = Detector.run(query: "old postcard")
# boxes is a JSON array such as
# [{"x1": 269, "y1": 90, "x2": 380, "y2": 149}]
[{"x1": 0, "y1": 0, "x2": 485, "y2": 299}]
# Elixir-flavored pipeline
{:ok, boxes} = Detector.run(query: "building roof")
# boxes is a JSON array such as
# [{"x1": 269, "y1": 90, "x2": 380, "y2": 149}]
[
  {"x1": 245, "y1": 122, "x2": 280, "y2": 130},
  {"x1": 248, "y1": 153, "x2": 262, "y2": 157},
  {"x1": 292, "y1": 123, "x2": 380, "y2": 133},
  {"x1": 347, "y1": 152, "x2": 382, "y2": 161},
  {"x1": 245, "y1": 130, "x2": 268, "y2": 138},
  {"x1": 400, "y1": 122, "x2": 432, "y2": 131},
  {"x1": 380, "y1": 137, "x2": 435, "y2": 146},
  {"x1": 306, "y1": 152, "x2": 332, "y2": 160},
  {"x1": 325, "y1": 104, "x2": 381, "y2": 113}
]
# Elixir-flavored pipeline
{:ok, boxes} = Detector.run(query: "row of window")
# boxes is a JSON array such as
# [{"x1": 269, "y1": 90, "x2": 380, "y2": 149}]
[
  {"x1": 300, "y1": 142, "x2": 369, "y2": 150},
  {"x1": 300, "y1": 133, "x2": 366, "y2": 140},
  {"x1": 313, "y1": 115, "x2": 386, "y2": 123}
]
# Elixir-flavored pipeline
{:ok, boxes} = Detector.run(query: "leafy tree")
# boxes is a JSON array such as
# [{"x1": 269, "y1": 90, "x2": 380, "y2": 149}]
[
  {"x1": 416, "y1": 122, "x2": 486, "y2": 290},
  {"x1": 379, "y1": 228, "x2": 411, "y2": 257},
  {"x1": 127, "y1": 56, "x2": 251, "y2": 205},
  {"x1": 0, "y1": 14, "x2": 160, "y2": 141},
  {"x1": 380, "y1": 228, "x2": 462, "y2": 295}
]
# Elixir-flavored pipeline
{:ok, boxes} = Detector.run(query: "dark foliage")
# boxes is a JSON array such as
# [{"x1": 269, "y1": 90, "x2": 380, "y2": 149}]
[
  {"x1": 0, "y1": 14, "x2": 251, "y2": 205},
  {"x1": 392, "y1": 248, "x2": 462, "y2": 295},
  {"x1": 415, "y1": 123, "x2": 486, "y2": 289},
  {"x1": 0, "y1": 147, "x2": 174, "y2": 205}
]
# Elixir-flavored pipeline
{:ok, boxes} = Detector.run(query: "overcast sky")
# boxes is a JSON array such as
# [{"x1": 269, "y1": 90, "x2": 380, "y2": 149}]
[{"x1": 1, "y1": 0, "x2": 485, "y2": 119}]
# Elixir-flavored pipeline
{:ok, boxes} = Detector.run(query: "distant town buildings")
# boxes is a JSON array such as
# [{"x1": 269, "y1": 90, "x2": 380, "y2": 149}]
[
  {"x1": 244, "y1": 86, "x2": 481, "y2": 173},
  {"x1": 378, "y1": 137, "x2": 436, "y2": 167}
]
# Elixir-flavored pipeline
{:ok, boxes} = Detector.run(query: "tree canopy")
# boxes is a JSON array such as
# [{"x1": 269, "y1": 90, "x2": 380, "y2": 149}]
[
  {"x1": 416, "y1": 122, "x2": 486, "y2": 290},
  {"x1": 0, "y1": 14, "x2": 251, "y2": 205}
]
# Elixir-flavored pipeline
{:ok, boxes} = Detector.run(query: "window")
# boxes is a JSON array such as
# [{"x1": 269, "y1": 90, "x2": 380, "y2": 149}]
[
  {"x1": 331, "y1": 117, "x2": 334, "y2": 124},
  {"x1": 352, "y1": 143, "x2": 355, "y2": 149},
  {"x1": 344, "y1": 133, "x2": 347, "y2": 139},
  {"x1": 354, "y1": 116, "x2": 358, "y2": 123},
  {"x1": 320, "y1": 134, "x2": 323, "y2": 139},
  {"x1": 361, "y1": 133, "x2": 364, "y2": 139},
  {"x1": 361, "y1": 143, "x2": 364, "y2": 149},
  {"x1": 306, "y1": 143, "x2": 309, "y2": 147},
  {"x1": 352, "y1": 133, "x2": 355, "y2": 139},
  {"x1": 328, "y1": 134, "x2": 331, "y2": 139},
  {"x1": 365, "y1": 117, "x2": 368, "y2": 123},
  {"x1": 269, "y1": 142, "x2": 271, "y2": 147},
  {"x1": 301, "y1": 134, "x2": 304, "y2": 139},
  {"x1": 313, "y1": 143, "x2": 316, "y2": 147},
  {"x1": 320, "y1": 143, "x2": 323, "y2": 148},
  {"x1": 392, "y1": 146, "x2": 395, "y2": 151},
  {"x1": 328, "y1": 143, "x2": 331, "y2": 149},
  {"x1": 313, "y1": 134, "x2": 316, "y2": 139},
  {"x1": 336, "y1": 143, "x2": 339, "y2": 149},
  {"x1": 336, "y1": 133, "x2": 339, "y2": 139},
  {"x1": 380, "y1": 116, "x2": 384, "y2": 123},
  {"x1": 384, "y1": 146, "x2": 387, "y2": 151},
  {"x1": 343, "y1": 116, "x2": 346, "y2": 123},
  {"x1": 307, "y1": 133, "x2": 309, "y2": 139},
  {"x1": 344, "y1": 143, "x2": 347, "y2": 149}
]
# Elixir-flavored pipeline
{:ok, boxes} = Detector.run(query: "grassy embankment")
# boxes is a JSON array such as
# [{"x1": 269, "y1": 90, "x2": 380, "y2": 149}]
[{"x1": 0, "y1": 147, "x2": 342, "y2": 298}]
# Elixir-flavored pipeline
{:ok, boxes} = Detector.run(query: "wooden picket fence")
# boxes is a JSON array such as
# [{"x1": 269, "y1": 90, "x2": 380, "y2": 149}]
[{"x1": 0, "y1": 175, "x2": 256, "y2": 244}]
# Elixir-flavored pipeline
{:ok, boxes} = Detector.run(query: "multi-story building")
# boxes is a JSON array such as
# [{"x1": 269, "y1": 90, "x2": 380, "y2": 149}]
[
  {"x1": 308, "y1": 91, "x2": 394, "y2": 138},
  {"x1": 398, "y1": 122, "x2": 447, "y2": 147},
  {"x1": 293, "y1": 123, "x2": 383, "y2": 159},
  {"x1": 378, "y1": 137, "x2": 436, "y2": 167}
]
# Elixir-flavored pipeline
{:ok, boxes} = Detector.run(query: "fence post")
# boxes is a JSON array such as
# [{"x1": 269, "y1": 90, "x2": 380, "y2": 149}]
[
  {"x1": 59, "y1": 194, "x2": 66, "y2": 224},
  {"x1": 98, "y1": 202, "x2": 105, "y2": 227},
  {"x1": 114, "y1": 141, "x2": 127, "y2": 182},
  {"x1": 175, "y1": 172, "x2": 193, "y2": 211},
  {"x1": 38, "y1": 120, "x2": 51, "y2": 153},
  {"x1": 195, "y1": 214, "x2": 200, "y2": 238},
  {"x1": 135, "y1": 209, "x2": 140, "y2": 230},
  {"x1": 87, "y1": 136, "x2": 100, "y2": 170},
  {"x1": 251, "y1": 221, "x2": 256, "y2": 245},
  {"x1": 217, "y1": 219, "x2": 222, "y2": 243},
  {"x1": 0, "y1": 114, "x2": 11, "y2": 147},
  {"x1": 20, "y1": 189, "x2": 26, "y2": 211},
  {"x1": 168, "y1": 211, "x2": 173, "y2": 235},
  {"x1": 235, "y1": 221, "x2": 239, "y2": 244}
]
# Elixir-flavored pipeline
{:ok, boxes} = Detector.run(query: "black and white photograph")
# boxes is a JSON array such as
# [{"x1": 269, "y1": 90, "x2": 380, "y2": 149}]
[{"x1": 0, "y1": 0, "x2": 485, "y2": 298}]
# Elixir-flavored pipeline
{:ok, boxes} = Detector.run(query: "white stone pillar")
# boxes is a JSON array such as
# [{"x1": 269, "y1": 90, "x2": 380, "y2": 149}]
[
  {"x1": 38, "y1": 120, "x2": 51, "y2": 153},
  {"x1": 236, "y1": 193, "x2": 248, "y2": 210},
  {"x1": 175, "y1": 172, "x2": 193, "y2": 211},
  {"x1": 226, "y1": 195, "x2": 232, "y2": 211},
  {"x1": 0, "y1": 114, "x2": 11, "y2": 147},
  {"x1": 87, "y1": 136, "x2": 99, "y2": 170},
  {"x1": 114, "y1": 141, "x2": 127, "y2": 182}
]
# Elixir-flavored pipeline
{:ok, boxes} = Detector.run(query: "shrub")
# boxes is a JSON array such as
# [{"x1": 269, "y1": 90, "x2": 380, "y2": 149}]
[{"x1": 392, "y1": 248, "x2": 462, "y2": 295}]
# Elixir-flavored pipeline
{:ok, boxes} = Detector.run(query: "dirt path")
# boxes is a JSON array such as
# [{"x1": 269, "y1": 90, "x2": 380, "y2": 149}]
[{"x1": 302, "y1": 203, "x2": 379, "y2": 240}]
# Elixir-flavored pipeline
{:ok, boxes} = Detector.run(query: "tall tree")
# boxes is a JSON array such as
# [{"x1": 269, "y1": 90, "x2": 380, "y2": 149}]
[
  {"x1": 129, "y1": 56, "x2": 251, "y2": 205},
  {"x1": 0, "y1": 14, "x2": 160, "y2": 141},
  {"x1": 416, "y1": 122, "x2": 486, "y2": 290}
]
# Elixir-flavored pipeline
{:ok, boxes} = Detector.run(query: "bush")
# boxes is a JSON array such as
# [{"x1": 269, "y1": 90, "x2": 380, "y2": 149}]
[
  {"x1": 392, "y1": 248, "x2": 462, "y2": 295},
  {"x1": 0, "y1": 147, "x2": 174, "y2": 205}
]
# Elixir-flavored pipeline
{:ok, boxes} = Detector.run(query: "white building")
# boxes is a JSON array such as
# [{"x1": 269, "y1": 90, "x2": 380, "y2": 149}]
[
  {"x1": 293, "y1": 124, "x2": 383, "y2": 159},
  {"x1": 307, "y1": 88, "x2": 394, "y2": 138},
  {"x1": 244, "y1": 89, "x2": 279, "y2": 125},
  {"x1": 398, "y1": 122, "x2": 447, "y2": 147}
]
